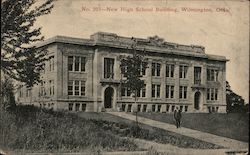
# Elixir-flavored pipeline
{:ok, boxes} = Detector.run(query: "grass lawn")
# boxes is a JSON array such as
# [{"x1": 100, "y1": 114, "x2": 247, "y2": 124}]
[
  {"x1": 136, "y1": 112, "x2": 249, "y2": 142},
  {"x1": 0, "y1": 106, "x2": 223, "y2": 153},
  {"x1": 78, "y1": 112, "x2": 223, "y2": 149}
]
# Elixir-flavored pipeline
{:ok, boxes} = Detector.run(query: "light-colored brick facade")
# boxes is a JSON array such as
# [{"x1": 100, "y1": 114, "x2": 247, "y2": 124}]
[{"x1": 16, "y1": 32, "x2": 228, "y2": 113}]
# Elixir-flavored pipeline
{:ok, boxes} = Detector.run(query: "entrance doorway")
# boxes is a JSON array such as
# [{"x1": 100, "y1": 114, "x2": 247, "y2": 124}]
[
  {"x1": 194, "y1": 91, "x2": 201, "y2": 110},
  {"x1": 104, "y1": 87, "x2": 114, "y2": 108}
]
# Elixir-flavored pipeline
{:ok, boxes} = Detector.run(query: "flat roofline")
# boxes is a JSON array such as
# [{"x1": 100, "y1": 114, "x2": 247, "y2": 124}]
[{"x1": 35, "y1": 34, "x2": 228, "y2": 62}]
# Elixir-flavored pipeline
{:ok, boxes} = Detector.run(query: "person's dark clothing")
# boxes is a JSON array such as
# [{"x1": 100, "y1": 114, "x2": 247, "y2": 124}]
[{"x1": 174, "y1": 109, "x2": 182, "y2": 128}]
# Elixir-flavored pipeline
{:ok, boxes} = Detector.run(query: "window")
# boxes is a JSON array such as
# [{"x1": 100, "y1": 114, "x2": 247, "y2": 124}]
[
  {"x1": 104, "y1": 58, "x2": 114, "y2": 79},
  {"x1": 179, "y1": 86, "x2": 188, "y2": 99},
  {"x1": 68, "y1": 56, "x2": 86, "y2": 72},
  {"x1": 68, "y1": 80, "x2": 86, "y2": 96},
  {"x1": 81, "y1": 81, "x2": 86, "y2": 96},
  {"x1": 75, "y1": 103, "x2": 80, "y2": 111},
  {"x1": 185, "y1": 106, "x2": 188, "y2": 112},
  {"x1": 152, "y1": 84, "x2": 161, "y2": 98},
  {"x1": 179, "y1": 65, "x2": 188, "y2": 78},
  {"x1": 152, "y1": 62, "x2": 161, "y2": 76},
  {"x1": 136, "y1": 84, "x2": 146, "y2": 98},
  {"x1": 49, "y1": 56, "x2": 54, "y2": 71},
  {"x1": 166, "y1": 85, "x2": 174, "y2": 98},
  {"x1": 152, "y1": 105, "x2": 156, "y2": 112},
  {"x1": 82, "y1": 104, "x2": 87, "y2": 111},
  {"x1": 171, "y1": 105, "x2": 175, "y2": 112},
  {"x1": 49, "y1": 80, "x2": 54, "y2": 96},
  {"x1": 127, "y1": 104, "x2": 132, "y2": 112},
  {"x1": 121, "y1": 104, "x2": 126, "y2": 111},
  {"x1": 75, "y1": 81, "x2": 80, "y2": 95},
  {"x1": 140, "y1": 64, "x2": 146, "y2": 76},
  {"x1": 69, "y1": 103, "x2": 73, "y2": 111},
  {"x1": 68, "y1": 81, "x2": 73, "y2": 95},
  {"x1": 138, "y1": 104, "x2": 141, "y2": 112},
  {"x1": 142, "y1": 85, "x2": 146, "y2": 97},
  {"x1": 166, "y1": 64, "x2": 174, "y2": 78},
  {"x1": 166, "y1": 104, "x2": 170, "y2": 112},
  {"x1": 207, "y1": 88, "x2": 218, "y2": 101},
  {"x1": 194, "y1": 67, "x2": 201, "y2": 84},
  {"x1": 68, "y1": 56, "x2": 73, "y2": 71},
  {"x1": 157, "y1": 105, "x2": 161, "y2": 112},
  {"x1": 207, "y1": 69, "x2": 219, "y2": 81},
  {"x1": 121, "y1": 86, "x2": 131, "y2": 97},
  {"x1": 143, "y1": 105, "x2": 147, "y2": 112}
]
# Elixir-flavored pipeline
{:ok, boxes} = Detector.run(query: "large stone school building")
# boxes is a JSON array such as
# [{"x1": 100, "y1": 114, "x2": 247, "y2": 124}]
[{"x1": 16, "y1": 32, "x2": 228, "y2": 113}]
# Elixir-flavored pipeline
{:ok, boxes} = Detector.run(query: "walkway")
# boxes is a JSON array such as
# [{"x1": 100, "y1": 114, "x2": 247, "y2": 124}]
[{"x1": 108, "y1": 112, "x2": 248, "y2": 150}]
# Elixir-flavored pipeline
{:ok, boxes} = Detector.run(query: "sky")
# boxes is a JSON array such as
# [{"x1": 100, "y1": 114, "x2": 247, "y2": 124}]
[{"x1": 36, "y1": 0, "x2": 249, "y2": 102}]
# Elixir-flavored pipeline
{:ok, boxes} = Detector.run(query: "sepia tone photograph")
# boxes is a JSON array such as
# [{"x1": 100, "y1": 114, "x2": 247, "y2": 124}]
[{"x1": 0, "y1": 0, "x2": 249, "y2": 154}]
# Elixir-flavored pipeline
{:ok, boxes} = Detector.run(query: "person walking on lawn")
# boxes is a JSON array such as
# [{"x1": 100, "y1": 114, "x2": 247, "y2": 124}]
[{"x1": 174, "y1": 108, "x2": 182, "y2": 128}]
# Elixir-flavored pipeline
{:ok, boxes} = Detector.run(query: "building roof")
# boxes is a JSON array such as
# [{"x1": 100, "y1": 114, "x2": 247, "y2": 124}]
[{"x1": 35, "y1": 32, "x2": 228, "y2": 62}]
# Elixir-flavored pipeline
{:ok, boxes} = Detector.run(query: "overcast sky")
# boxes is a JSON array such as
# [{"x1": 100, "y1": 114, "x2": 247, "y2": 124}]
[{"x1": 36, "y1": 0, "x2": 249, "y2": 102}]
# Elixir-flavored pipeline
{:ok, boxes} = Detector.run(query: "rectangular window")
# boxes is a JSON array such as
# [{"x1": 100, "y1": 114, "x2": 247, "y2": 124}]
[
  {"x1": 141, "y1": 64, "x2": 146, "y2": 76},
  {"x1": 152, "y1": 84, "x2": 161, "y2": 98},
  {"x1": 180, "y1": 86, "x2": 188, "y2": 99},
  {"x1": 179, "y1": 65, "x2": 188, "y2": 78},
  {"x1": 68, "y1": 56, "x2": 73, "y2": 71},
  {"x1": 49, "y1": 56, "x2": 54, "y2": 71},
  {"x1": 68, "y1": 80, "x2": 85, "y2": 96},
  {"x1": 75, "y1": 103, "x2": 80, "y2": 111},
  {"x1": 171, "y1": 105, "x2": 175, "y2": 112},
  {"x1": 75, "y1": 56, "x2": 80, "y2": 71},
  {"x1": 68, "y1": 103, "x2": 73, "y2": 111},
  {"x1": 152, "y1": 62, "x2": 161, "y2": 77},
  {"x1": 157, "y1": 105, "x2": 161, "y2": 112},
  {"x1": 142, "y1": 84, "x2": 146, "y2": 97},
  {"x1": 215, "y1": 89, "x2": 218, "y2": 100},
  {"x1": 207, "y1": 88, "x2": 210, "y2": 100},
  {"x1": 81, "y1": 81, "x2": 86, "y2": 96},
  {"x1": 82, "y1": 104, "x2": 86, "y2": 111},
  {"x1": 138, "y1": 104, "x2": 141, "y2": 112},
  {"x1": 166, "y1": 64, "x2": 174, "y2": 78},
  {"x1": 156, "y1": 63, "x2": 161, "y2": 76},
  {"x1": 194, "y1": 67, "x2": 201, "y2": 84},
  {"x1": 121, "y1": 86, "x2": 131, "y2": 97},
  {"x1": 121, "y1": 104, "x2": 126, "y2": 111},
  {"x1": 207, "y1": 69, "x2": 219, "y2": 82},
  {"x1": 75, "y1": 81, "x2": 80, "y2": 96},
  {"x1": 152, "y1": 84, "x2": 156, "y2": 98},
  {"x1": 143, "y1": 105, "x2": 147, "y2": 112},
  {"x1": 166, "y1": 85, "x2": 174, "y2": 99},
  {"x1": 207, "y1": 88, "x2": 218, "y2": 101},
  {"x1": 152, "y1": 105, "x2": 156, "y2": 112},
  {"x1": 166, "y1": 104, "x2": 170, "y2": 112},
  {"x1": 49, "y1": 80, "x2": 54, "y2": 96},
  {"x1": 68, "y1": 81, "x2": 73, "y2": 95},
  {"x1": 104, "y1": 58, "x2": 114, "y2": 79},
  {"x1": 156, "y1": 85, "x2": 160, "y2": 98},
  {"x1": 81, "y1": 57, "x2": 86, "y2": 72},
  {"x1": 68, "y1": 56, "x2": 86, "y2": 72},
  {"x1": 185, "y1": 106, "x2": 188, "y2": 112}
]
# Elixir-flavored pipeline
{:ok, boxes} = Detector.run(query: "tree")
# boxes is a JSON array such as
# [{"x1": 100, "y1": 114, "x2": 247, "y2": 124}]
[
  {"x1": 226, "y1": 81, "x2": 248, "y2": 113},
  {"x1": 1, "y1": 0, "x2": 54, "y2": 87},
  {"x1": 0, "y1": 76, "x2": 16, "y2": 110},
  {"x1": 120, "y1": 39, "x2": 148, "y2": 130}
]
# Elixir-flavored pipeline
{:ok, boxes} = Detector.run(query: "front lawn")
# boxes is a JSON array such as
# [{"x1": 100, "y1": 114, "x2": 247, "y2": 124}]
[
  {"x1": 0, "y1": 106, "x2": 224, "y2": 153},
  {"x1": 136, "y1": 112, "x2": 249, "y2": 142}
]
